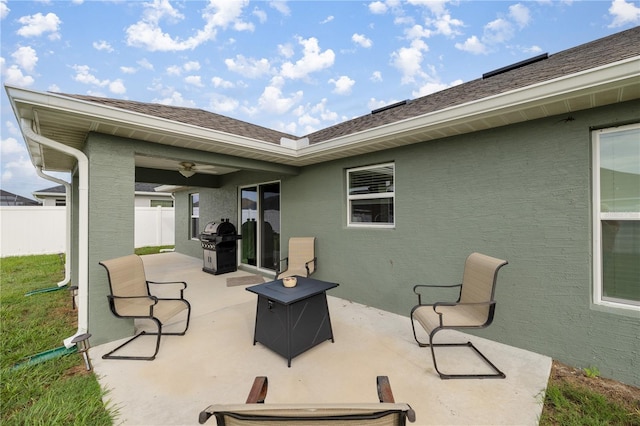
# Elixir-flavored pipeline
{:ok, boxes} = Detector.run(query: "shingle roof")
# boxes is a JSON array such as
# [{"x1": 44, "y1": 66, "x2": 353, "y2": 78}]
[
  {"x1": 57, "y1": 95, "x2": 297, "y2": 145},
  {"x1": 305, "y1": 26, "x2": 640, "y2": 144},
  {"x1": 58, "y1": 26, "x2": 639, "y2": 147}
]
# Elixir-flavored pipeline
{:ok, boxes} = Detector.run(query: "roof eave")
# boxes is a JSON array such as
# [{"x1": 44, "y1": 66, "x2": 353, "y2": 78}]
[{"x1": 294, "y1": 56, "x2": 640, "y2": 162}]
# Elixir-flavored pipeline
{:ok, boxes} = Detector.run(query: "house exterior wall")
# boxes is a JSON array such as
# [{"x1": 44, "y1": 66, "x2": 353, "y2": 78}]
[
  {"x1": 272, "y1": 100, "x2": 638, "y2": 386},
  {"x1": 85, "y1": 133, "x2": 137, "y2": 344}
]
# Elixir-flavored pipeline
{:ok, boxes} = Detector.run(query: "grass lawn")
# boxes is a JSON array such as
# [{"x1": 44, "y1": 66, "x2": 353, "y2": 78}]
[
  {"x1": 1, "y1": 254, "x2": 114, "y2": 425},
  {"x1": 1, "y1": 250, "x2": 638, "y2": 425}
]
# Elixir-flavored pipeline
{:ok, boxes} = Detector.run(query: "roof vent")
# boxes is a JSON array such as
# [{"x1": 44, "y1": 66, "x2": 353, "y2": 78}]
[
  {"x1": 372, "y1": 99, "x2": 409, "y2": 114},
  {"x1": 482, "y1": 53, "x2": 548, "y2": 79}
]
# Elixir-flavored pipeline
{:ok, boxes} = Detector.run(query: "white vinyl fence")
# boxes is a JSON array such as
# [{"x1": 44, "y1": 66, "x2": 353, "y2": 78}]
[{"x1": 0, "y1": 206, "x2": 174, "y2": 258}]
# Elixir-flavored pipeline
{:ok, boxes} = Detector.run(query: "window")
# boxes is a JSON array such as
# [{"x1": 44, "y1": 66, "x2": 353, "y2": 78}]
[
  {"x1": 593, "y1": 123, "x2": 640, "y2": 310},
  {"x1": 190, "y1": 193, "x2": 199, "y2": 240},
  {"x1": 347, "y1": 163, "x2": 395, "y2": 227}
]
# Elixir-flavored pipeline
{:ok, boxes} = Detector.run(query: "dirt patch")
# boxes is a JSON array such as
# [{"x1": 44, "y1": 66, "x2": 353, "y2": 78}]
[{"x1": 548, "y1": 360, "x2": 640, "y2": 413}]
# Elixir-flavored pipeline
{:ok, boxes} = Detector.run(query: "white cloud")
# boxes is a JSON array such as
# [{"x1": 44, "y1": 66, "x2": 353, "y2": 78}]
[
  {"x1": 17, "y1": 12, "x2": 61, "y2": 39},
  {"x1": 329, "y1": 75, "x2": 355, "y2": 95},
  {"x1": 185, "y1": 75, "x2": 204, "y2": 87},
  {"x1": 405, "y1": 24, "x2": 432, "y2": 40},
  {"x1": 109, "y1": 79, "x2": 126, "y2": 94},
  {"x1": 369, "y1": 1, "x2": 388, "y2": 14},
  {"x1": 4, "y1": 120, "x2": 18, "y2": 136},
  {"x1": 352, "y1": 33, "x2": 373, "y2": 48},
  {"x1": 278, "y1": 43, "x2": 294, "y2": 58},
  {"x1": 371, "y1": 71, "x2": 383, "y2": 82},
  {"x1": 93, "y1": 40, "x2": 114, "y2": 52},
  {"x1": 368, "y1": 97, "x2": 397, "y2": 112},
  {"x1": 390, "y1": 39, "x2": 429, "y2": 84},
  {"x1": 1, "y1": 58, "x2": 34, "y2": 87},
  {"x1": 310, "y1": 98, "x2": 339, "y2": 122},
  {"x1": 1, "y1": 137, "x2": 26, "y2": 155},
  {"x1": 72, "y1": 64, "x2": 109, "y2": 87},
  {"x1": 209, "y1": 94, "x2": 239, "y2": 112},
  {"x1": 608, "y1": 0, "x2": 640, "y2": 27},
  {"x1": 126, "y1": 0, "x2": 253, "y2": 52},
  {"x1": 280, "y1": 36, "x2": 335, "y2": 80},
  {"x1": 137, "y1": 58, "x2": 154, "y2": 70},
  {"x1": 269, "y1": 1, "x2": 290, "y2": 16},
  {"x1": 11, "y1": 46, "x2": 38, "y2": 73},
  {"x1": 509, "y1": 4, "x2": 531, "y2": 29},
  {"x1": 412, "y1": 79, "x2": 462, "y2": 97},
  {"x1": 152, "y1": 90, "x2": 196, "y2": 107},
  {"x1": 225, "y1": 54, "x2": 272, "y2": 78},
  {"x1": 483, "y1": 18, "x2": 514, "y2": 44},
  {"x1": 408, "y1": 0, "x2": 448, "y2": 16},
  {"x1": 167, "y1": 65, "x2": 182, "y2": 76},
  {"x1": 120, "y1": 66, "x2": 137, "y2": 74},
  {"x1": 183, "y1": 61, "x2": 201, "y2": 71},
  {"x1": 1, "y1": 0, "x2": 9, "y2": 20},
  {"x1": 258, "y1": 77, "x2": 303, "y2": 114},
  {"x1": 253, "y1": 7, "x2": 267, "y2": 23},
  {"x1": 320, "y1": 15, "x2": 334, "y2": 24},
  {"x1": 428, "y1": 13, "x2": 464, "y2": 37},
  {"x1": 211, "y1": 76, "x2": 234, "y2": 88},
  {"x1": 455, "y1": 35, "x2": 487, "y2": 54}
]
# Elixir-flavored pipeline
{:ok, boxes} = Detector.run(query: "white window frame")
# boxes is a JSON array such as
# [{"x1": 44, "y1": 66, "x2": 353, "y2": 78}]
[
  {"x1": 592, "y1": 123, "x2": 640, "y2": 312},
  {"x1": 347, "y1": 162, "x2": 395, "y2": 228},
  {"x1": 190, "y1": 192, "x2": 199, "y2": 240}
]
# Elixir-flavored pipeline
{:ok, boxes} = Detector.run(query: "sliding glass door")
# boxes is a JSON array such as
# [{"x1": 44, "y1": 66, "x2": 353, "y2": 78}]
[{"x1": 240, "y1": 182, "x2": 280, "y2": 272}]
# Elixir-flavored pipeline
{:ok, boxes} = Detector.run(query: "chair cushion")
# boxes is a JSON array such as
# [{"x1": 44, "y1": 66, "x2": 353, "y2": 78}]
[
  {"x1": 413, "y1": 304, "x2": 488, "y2": 333},
  {"x1": 205, "y1": 403, "x2": 410, "y2": 425},
  {"x1": 114, "y1": 298, "x2": 188, "y2": 324}
]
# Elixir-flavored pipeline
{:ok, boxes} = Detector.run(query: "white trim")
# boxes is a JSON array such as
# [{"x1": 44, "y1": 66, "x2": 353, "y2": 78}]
[
  {"x1": 6, "y1": 56, "x2": 639, "y2": 167},
  {"x1": 346, "y1": 162, "x2": 395, "y2": 228},
  {"x1": 591, "y1": 123, "x2": 640, "y2": 313}
]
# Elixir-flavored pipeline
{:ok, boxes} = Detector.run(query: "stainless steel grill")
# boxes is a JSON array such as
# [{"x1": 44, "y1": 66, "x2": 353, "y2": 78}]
[{"x1": 200, "y1": 219, "x2": 241, "y2": 275}]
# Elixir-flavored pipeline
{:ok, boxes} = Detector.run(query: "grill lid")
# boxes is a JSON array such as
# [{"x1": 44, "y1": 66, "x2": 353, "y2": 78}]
[{"x1": 201, "y1": 219, "x2": 237, "y2": 237}]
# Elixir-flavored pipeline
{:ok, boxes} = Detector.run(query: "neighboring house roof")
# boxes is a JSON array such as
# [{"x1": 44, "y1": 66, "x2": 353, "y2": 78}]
[
  {"x1": 6, "y1": 27, "x2": 639, "y2": 175},
  {"x1": 33, "y1": 183, "x2": 172, "y2": 197},
  {"x1": 0, "y1": 189, "x2": 41, "y2": 206}
]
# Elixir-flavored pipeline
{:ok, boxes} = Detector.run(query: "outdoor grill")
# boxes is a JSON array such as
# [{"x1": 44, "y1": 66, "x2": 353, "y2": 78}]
[{"x1": 200, "y1": 219, "x2": 241, "y2": 275}]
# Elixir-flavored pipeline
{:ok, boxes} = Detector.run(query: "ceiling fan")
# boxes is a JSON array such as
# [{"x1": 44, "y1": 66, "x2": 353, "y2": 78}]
[{"x1": 178, "y1": 162, "x2": 216, "y2": 178}]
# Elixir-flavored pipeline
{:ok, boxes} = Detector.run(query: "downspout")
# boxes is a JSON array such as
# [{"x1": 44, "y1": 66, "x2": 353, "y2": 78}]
[
  {"x1": 35, "y1": 166, "x2": 71, "y2": 287},
  {"x1": 20, "y1": 119, "x2": 89, "y2": 347}
]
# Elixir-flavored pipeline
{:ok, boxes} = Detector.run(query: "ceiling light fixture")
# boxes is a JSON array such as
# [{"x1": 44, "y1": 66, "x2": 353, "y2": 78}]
[{"x1": 178, "y1": 162, "x2": 196, "y2": 178}]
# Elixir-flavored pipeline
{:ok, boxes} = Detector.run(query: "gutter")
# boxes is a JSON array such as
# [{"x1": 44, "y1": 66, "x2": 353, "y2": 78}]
[
  {"x1": 35, "y1": 166, "x2": 71, "y2": 287},
  {"x1": 20, "y1": 119, "x2": 89, "y2": 348}
]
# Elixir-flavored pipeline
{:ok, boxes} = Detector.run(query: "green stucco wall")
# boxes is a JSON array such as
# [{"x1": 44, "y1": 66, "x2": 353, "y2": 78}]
[
  {"x1": 273, "y1": 101, "x2": 639, "y2": 386},
  {"x1": 85, "y1": 133, "x2": 137, "y2": 344},
  {"x1": 173, "y1": 101, "x2": 639, "y2": 386}
]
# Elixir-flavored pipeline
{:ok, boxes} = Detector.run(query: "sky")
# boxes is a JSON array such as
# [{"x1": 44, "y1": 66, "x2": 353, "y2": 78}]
[{"x1": 1, "y1": 0, "x2": 639, "y2": 201}]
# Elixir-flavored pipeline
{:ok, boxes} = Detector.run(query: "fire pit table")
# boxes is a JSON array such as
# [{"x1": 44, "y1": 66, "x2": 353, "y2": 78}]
[{"x1": 246, "y1": 276, "x2": 339, "y2": 367}]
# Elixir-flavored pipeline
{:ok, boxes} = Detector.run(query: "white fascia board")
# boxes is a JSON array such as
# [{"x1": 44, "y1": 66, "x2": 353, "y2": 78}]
[
  {"x1": 296, "y1": 56, "x2": 640, "y2": 157},
  {"x1": 5, "y1": 85, "x2": 298, "y2": 157}
]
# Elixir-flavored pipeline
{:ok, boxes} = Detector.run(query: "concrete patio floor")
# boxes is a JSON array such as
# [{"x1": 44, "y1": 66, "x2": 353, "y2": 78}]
[{"x1": 90, "y1": 252, "x2": 552, "y2": 426}]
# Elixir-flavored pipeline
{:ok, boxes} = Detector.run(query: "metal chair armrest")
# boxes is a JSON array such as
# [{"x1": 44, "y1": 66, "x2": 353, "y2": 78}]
[
  {"x1": 413, "y1": 283, "x2": 462, "y2": 305},
  {"x1": 148, "y1": 280, "x2": 188, "y2": 298},
  {"x1": 304, "y1": 257, "x2": 317, "y2": 275},
  {"x1": 276, "y1": 257, "x2": 289, "y2": 274}
]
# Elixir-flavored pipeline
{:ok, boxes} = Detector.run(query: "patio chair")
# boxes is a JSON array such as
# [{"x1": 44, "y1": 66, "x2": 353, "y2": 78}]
[
  {"x1": 198, "y1": 375, "x2": 416, "y2": 425},
  {"x1": 99, "y1": 254, "x2": 191, "y2": 361},
  {"x1": 276, "y1": 237, "x2": 317, "y2": 279},
  {"x1": 410, "y1": 252, "x2": 508, "y2": 379}
]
